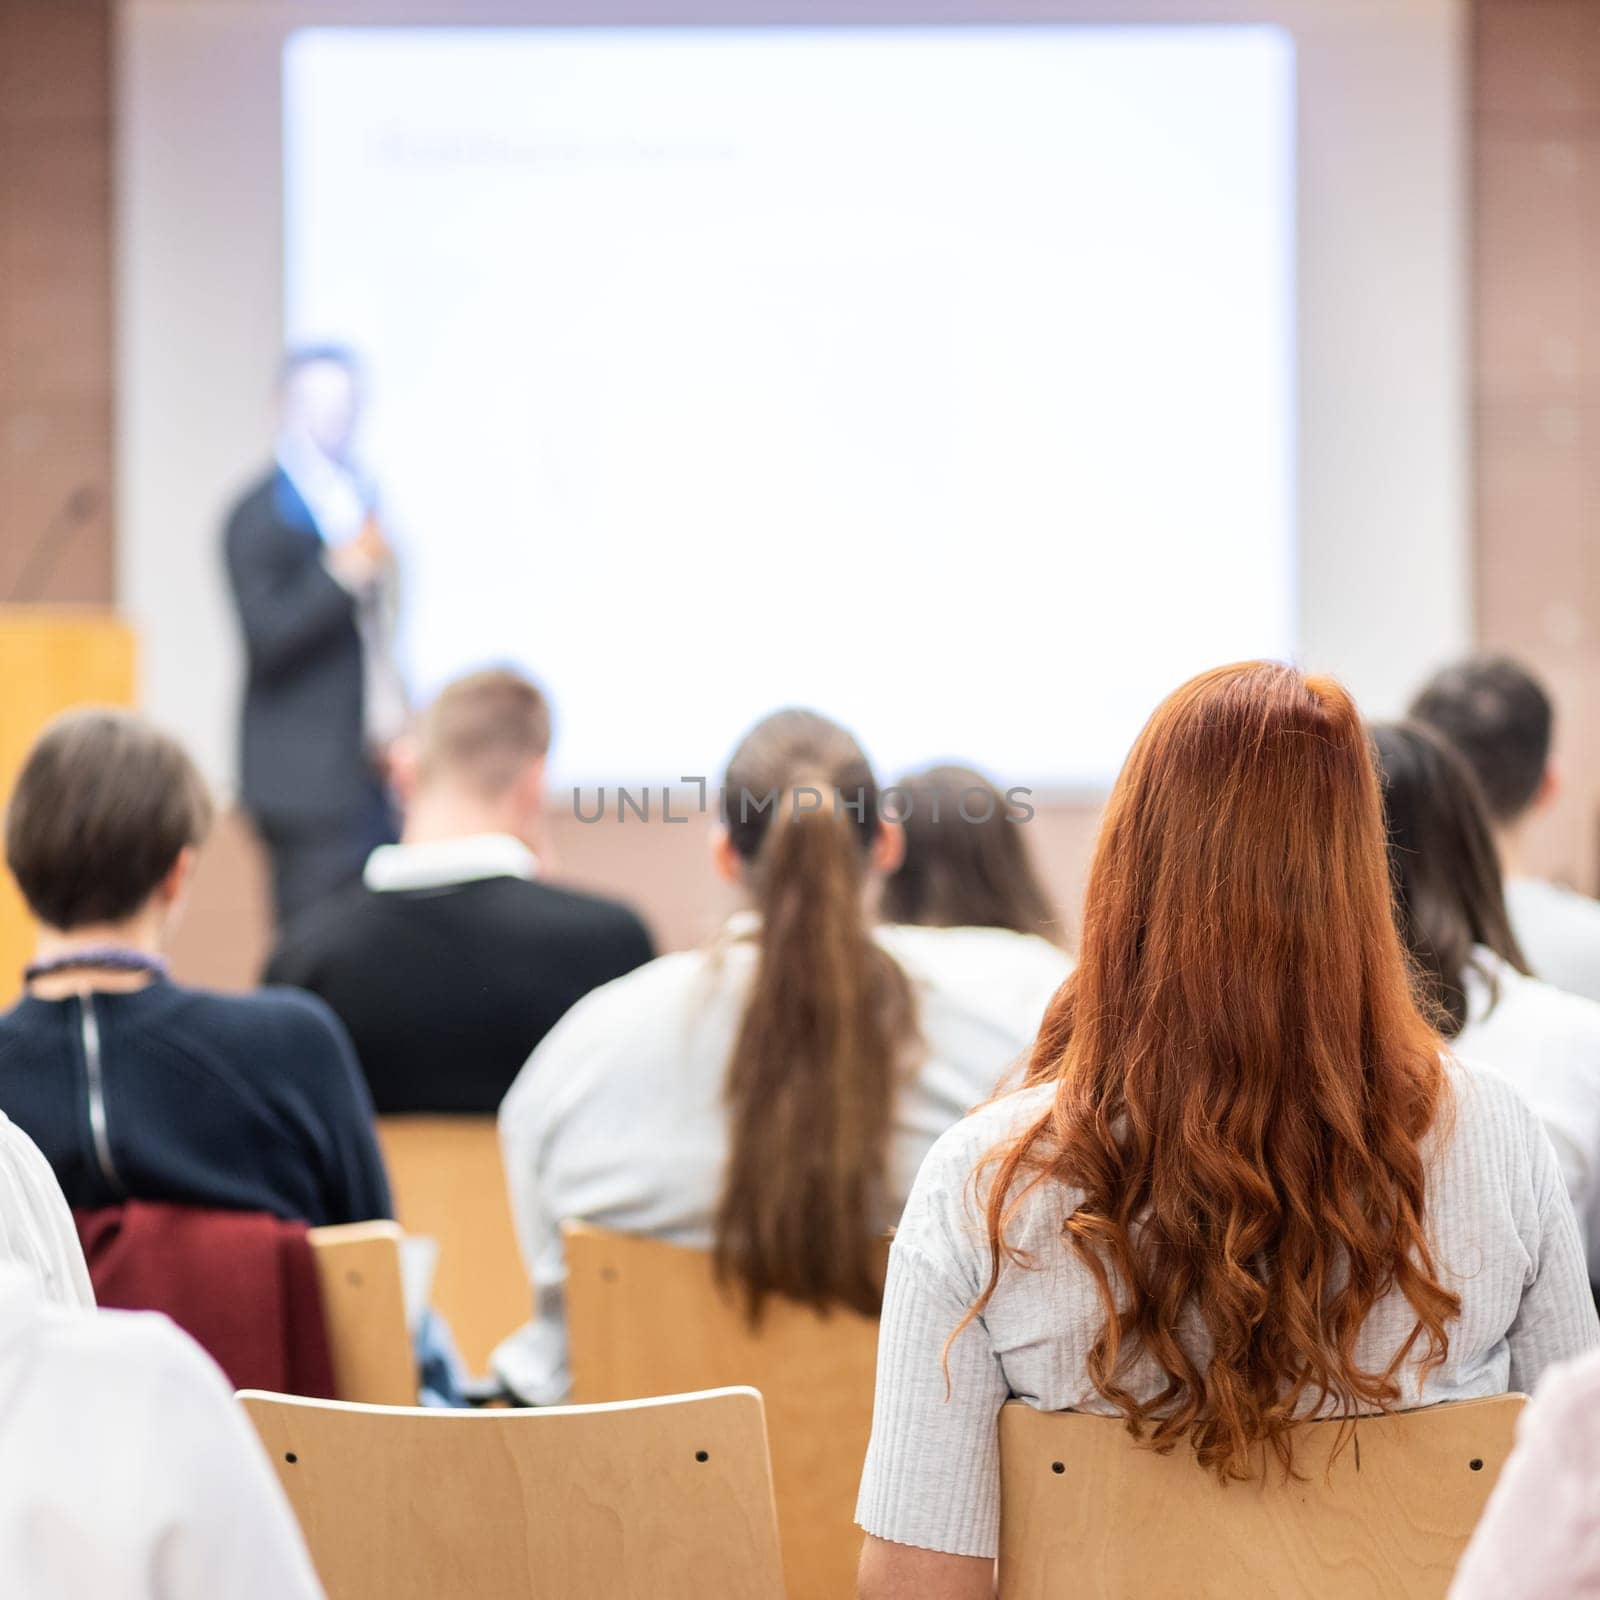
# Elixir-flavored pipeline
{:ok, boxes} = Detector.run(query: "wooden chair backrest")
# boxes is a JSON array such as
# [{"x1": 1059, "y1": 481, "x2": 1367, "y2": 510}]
[
  {"x1": 997, "y1": 1394, "x2": 1526, "y2": 1600},
  {"x1": 563, "y1": 1221, "x2": 883, "y2": 1600},
  {"x1": 239, "y1": 1385, "x2": 785, "y2": 1600},
  {"x1": 307, "y1": 1221, "x2": 415, "y2": 1406},
  {"x1": 375, "y1": 1116, "x2": 527, "y2": 1375}
]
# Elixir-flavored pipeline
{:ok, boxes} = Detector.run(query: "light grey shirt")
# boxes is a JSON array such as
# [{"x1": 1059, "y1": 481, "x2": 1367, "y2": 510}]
[{"x1": 856, "y1": 1064, "x2": 1600, "y2": 1559}]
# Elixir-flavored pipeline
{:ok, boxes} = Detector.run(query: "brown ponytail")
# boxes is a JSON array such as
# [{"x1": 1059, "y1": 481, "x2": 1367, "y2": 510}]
[{"x1": 714, "y1": 711, "x2": 915, "y2": 1318}]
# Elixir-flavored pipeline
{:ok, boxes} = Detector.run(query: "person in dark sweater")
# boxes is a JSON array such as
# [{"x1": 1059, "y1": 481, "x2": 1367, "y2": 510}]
[
  {"x1": 0, "y1": 710, "x2": 391, "y2": 1227},
  {"x1": 266, "y1": 668, "x2": 654, "y2": 1115}
]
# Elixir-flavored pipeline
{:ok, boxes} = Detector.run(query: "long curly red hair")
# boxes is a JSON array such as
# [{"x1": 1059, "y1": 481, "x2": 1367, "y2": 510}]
[{"x1": 972, "y1": 663, "x2": 1458, "y2": 1480}]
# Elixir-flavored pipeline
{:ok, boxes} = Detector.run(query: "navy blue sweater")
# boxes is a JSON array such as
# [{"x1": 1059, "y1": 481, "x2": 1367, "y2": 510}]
[{"x1": 0, "y1": 979, "x2": 392, "y2": 1227}]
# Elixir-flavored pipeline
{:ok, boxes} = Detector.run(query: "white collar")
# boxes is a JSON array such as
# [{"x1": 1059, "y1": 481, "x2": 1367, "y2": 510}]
[
  {"x1": 276, "y1": 432, "x2": 369, "y2": 543},
  {"x1": 363, "y1": 834, "x2": 539, "y2": 893},
  {"x1": 276, "y1": 430, "x2": 358, "y2": 488}
]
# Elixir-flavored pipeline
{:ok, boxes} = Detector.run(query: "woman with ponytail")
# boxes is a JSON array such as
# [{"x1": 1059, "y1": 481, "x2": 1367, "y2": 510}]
[
  {"x1": 492, "y1": 710, "x2": 1063, "y2": 1405},
  {"x1": 856, "y1": 664, "x2": 1598, "y2": 1600}
]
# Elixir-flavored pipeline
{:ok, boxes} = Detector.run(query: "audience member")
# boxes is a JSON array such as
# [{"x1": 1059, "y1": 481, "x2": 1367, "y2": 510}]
[
  {"x1": 0, "y1": 1262, "x2": 323, "y2": 1597},
  {"x1": 881, "y1": 765, "x2": 1059, "y2": 934},
  {"x1": 1372, "y1": 720, "x2": 1600, "y2": 1270},
  {"x1": 1448, "y1": 1348, "x2": 1600, "y2": 1599},
  {"x1": 0, "y1": 710, "x2": 391, "y2": 1226},
  {"x1": 266, "y1": 669, "x2": 654, "y2": 1114},
  {"x1": 855, "y1": 664, "x2": 1598, "y2": 1600},
  {"x1": 881, "y1": 762, "x2": 1070, "y2": 969},
  {"x1": 1411, "y1": 656, "x2": 1600, "y2": 1004},
  {"x1": 493, "y1": 709, "x2": 1061, "y2": 1403}
]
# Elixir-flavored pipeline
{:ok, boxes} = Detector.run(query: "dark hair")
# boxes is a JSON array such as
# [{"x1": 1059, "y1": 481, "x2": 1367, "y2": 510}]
[
  {"x1": 418, "y1": 668, "x2": 552, "y2": 798},
  {"x1": 1370, "y1": 720, "x2": 1529, "y2": 1037},
  {"x1": 715, "y1": 709, "x2": 916, "y2": 1318},
  {"x1": 879, "y1": 764, "x2": 1060, "y2": 940},
  {"x1": 5, "y1": 709, "x2": 214, "y2": 931},
  {"x1": 1408, "y1": 656, "x2": 1554, "y2": 823}
]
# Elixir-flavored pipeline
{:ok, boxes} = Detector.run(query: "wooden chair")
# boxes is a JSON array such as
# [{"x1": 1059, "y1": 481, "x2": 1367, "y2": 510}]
[
  {"x1": 563, "y1": 1222, "x2": 883, "y2": 1600},
  {"x1": 307, "y1": 1222, "x2": 415, "y2": 1406},
  {"x1": 375, "y1": 1116, "x2": 528, "y2": 1375},
  {"x1": 239, "y1": 1385, "x2": 785, "y2": 1600},
  {"x1": 997, "y1": 1394, "x2": 1526, "y2": 1599}
]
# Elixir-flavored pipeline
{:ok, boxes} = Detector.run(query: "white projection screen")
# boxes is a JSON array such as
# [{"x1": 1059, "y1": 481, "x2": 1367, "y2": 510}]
[{"x1": 284, "y1": 25, "x2": 1296, "y2": 788}]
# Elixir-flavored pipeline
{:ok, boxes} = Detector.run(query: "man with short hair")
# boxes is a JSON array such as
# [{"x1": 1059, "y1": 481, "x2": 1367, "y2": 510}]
[
  {"x1": 1410, "y1": 654, "x2": 1600, "y2": 1003},
  {"x1": 265, "y1": 668, "x2": 655, "y2": 1115}
]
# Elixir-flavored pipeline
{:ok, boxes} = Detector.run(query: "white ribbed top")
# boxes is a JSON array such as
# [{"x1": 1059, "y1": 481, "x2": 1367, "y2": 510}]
[{"x1": 856, "y1": 1064, "x2": 1600, "y2": 1559}]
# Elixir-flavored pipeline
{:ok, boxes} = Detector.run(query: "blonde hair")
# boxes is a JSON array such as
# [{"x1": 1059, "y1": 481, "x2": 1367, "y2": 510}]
[{"x1": 417, "y1": 669, "x2": 551, "y2": 798}]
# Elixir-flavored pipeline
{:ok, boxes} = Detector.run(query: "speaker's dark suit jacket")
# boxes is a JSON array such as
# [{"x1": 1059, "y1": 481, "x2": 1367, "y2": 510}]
[{"x1": 223, "y1": 468, "x2": 372, "y2": 829}]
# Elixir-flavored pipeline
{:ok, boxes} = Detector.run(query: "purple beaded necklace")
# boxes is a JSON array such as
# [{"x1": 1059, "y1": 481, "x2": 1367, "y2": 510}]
[{"x1": 23, "y1": 948, "x2": 169, "y2": 983}]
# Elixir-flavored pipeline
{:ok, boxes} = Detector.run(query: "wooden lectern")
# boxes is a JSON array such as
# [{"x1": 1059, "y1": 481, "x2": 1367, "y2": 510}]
[{"x1": 0, "y1": 609, "x2": 136, "y2": 1006}]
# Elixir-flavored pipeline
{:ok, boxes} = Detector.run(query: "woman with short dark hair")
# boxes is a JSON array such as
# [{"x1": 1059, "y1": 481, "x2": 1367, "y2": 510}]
[{"x1": 0, "y1": 709, "x2": 390, "y2": 1227}]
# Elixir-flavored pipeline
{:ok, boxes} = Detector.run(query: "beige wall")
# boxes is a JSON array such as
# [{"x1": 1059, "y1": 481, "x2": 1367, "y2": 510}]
[
  {"x1": 167, "y1": 798, "x2": 1101, "y2": 989},
  {"x1": 0, "y1": 0, "x2": 113, "y2": 606},
  {"x1": 1474, "y1": 0, "x2": 1600, "y2": 891}
]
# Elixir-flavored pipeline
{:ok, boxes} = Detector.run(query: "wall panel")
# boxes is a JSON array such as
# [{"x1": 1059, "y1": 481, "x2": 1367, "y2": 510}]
[
  {"x1": 1474, "y1": 0, "x2": 1600, "y2": 888},
  {"x1": 0, "y1": 0, "x2": 113, "y2": 606}
]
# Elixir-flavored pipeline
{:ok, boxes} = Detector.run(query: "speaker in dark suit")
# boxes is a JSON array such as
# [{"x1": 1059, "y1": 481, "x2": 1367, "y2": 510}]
[{"x1": 223, "y1": 349, "x2": 406, "y2": 929}]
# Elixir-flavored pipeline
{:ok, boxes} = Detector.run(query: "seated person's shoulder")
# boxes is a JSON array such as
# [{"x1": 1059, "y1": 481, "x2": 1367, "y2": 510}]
[
  {"x1": 1520, "y1": 969, "x2": 1600, "y2": 1040},
  {"x1": 486, "y1": 879, "x2": 654, "y2": 976},
  {"x1": 1518, "y1": 875, "x2": 1600, "y2": 923},
  {"x1": 523, "y1": 878, "x2": 651, "y2": 936},
  {"x1": 1508, "y1": 877, "x2": 1600, "y2": 976},
  {"x1": 1442, "y1": 1055, "x2": 1565, "y2": 1175},
  {"x1": 265, "y1": 882, "x2": 383, "y2": 981},
  {"x1": 506, "y1": 947, "x2": 709, "y2": 1102},
  {"x1": 875, "y1": 921, "x2": 1071, "y2": 1007},
  {"x1": 182, "y1": 981, "x2": 352, "y2": 1066},
  {"x1": 0, "y1": 999, "x2": 37, "y2": 1056},
  {"x1": 893, "y1": 1082, "x2": 1061, "y2": 1276},
  {"x1": 22, "y1": 1287, "x2": 221, "y2": 1402},
  {"x1": 537, "y1": 943, "x2": 697, "y2": 1036},
  {"x1": 926, "y1": 1081, "x2": 1056, "y2": 1172}
]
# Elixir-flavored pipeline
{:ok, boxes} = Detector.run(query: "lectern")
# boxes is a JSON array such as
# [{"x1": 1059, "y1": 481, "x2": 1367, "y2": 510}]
[{"x1": 0, "y1": 609, "x2": 136, "y2": 1006}]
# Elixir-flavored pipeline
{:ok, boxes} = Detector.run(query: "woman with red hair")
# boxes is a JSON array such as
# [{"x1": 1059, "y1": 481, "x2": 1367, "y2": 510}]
[{"x1": 856, "y1": 663, "x2": 1598, "y2": 1599}]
